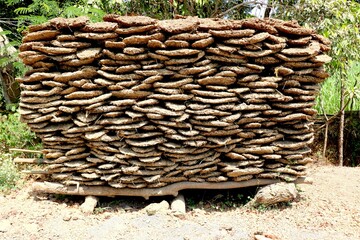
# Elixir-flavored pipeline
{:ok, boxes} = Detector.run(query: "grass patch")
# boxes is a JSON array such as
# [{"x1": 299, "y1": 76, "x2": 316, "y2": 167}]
[
  {"x1": 0, "y1": 112, "x2": 42, "y2": 155},
  {"x1": 315, "y1": 74, "x2": 341, "y2": 115},
  {"x1": 0, "y1": 153, "x2": 20, "y2": 191},
  {"x1": 0, "y1": 111, "x2": 42, "y2": 191},
  {"x1": 250, "y1": 201, "x2": 293, "y2": 212},
  {"x1": 316, "y1": 61, "x2": 360, "y2": 115}
]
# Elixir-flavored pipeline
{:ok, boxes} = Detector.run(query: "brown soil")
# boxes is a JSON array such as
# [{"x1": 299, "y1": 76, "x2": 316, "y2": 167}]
[{"x1": 0, "y1": 164, "x2": 359, "y2": 240}]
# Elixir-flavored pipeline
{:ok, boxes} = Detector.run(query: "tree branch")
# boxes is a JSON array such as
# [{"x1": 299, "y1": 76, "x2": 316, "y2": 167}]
[
  {"x1": 216, "y1": 0, "x2": 298, "y2": 18},
  {"x1": 216, "y1": 1, "x2": 261, "y2": 18},
  {"x1": 315, "y1": 96, "x2": 352, "y2": 132}
]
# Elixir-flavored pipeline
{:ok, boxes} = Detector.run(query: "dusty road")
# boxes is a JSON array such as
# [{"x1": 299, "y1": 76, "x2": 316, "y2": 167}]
[{"x1": 0, "y1": 165, "x2": 359, "y2": 240}]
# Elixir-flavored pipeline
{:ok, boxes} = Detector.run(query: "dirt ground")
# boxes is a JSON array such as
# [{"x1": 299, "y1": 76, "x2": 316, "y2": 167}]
[{"x1": 0, "y1": 164, "x2": 359, "y2": 240}]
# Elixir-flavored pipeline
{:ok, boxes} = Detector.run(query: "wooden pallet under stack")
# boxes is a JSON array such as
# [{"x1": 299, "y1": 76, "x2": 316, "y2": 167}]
[{"x1": 14, "y1": 148, "x2": 307, "y2": 199}]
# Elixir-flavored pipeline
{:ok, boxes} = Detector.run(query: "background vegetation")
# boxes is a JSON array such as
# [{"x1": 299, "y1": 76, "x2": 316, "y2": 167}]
[
  {"x1": 0, "y1": 0, "x2": 359, "y2": 190},
  {"x1": 2, "y1": 0, "x2": 358, "y2": 112}
]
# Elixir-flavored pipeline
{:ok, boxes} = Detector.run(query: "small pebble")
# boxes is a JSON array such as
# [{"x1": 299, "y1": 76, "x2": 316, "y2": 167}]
[{"x1": 63, "y1": 214, "x2": 72, "y2": 221}]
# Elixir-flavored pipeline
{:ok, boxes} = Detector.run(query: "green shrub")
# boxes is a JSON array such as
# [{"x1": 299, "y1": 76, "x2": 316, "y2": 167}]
[
  {"x1": 0, "y1": 153, "x2": 20, "y2": 191},
  {"x1": 0, "y1": 112, "x2": 42, "y2": 153},
  {"x1": 0, "y1": 112, "x2": 41, "y2": 191}
]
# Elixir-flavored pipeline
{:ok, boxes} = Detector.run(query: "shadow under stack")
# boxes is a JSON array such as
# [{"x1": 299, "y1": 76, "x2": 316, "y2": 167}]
[{"x1": 17, "y1": 15, "x2": 331, "y2": 195}]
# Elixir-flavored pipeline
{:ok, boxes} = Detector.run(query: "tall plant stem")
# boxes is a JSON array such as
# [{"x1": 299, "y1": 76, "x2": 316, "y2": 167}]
[
  {"x1": 320, "y1": 98, "x2": 329, "y2": 162},
  {"x1": 339, "y1": 73, "x2": 345, "y2": 166}
]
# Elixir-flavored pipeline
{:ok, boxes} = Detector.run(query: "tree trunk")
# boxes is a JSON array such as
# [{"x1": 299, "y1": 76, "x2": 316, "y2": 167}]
[
  {"x1": 0, "y1": 63, "x2": 20, "y2": 104},
  {"x1": 264, "y1": 0, "x2": 272, "y2": 18},
  {"x1": 320, "y1": 98, "x2": 329, "y2": 162},
  {"x1": 323, "y1": 121, "x2": 328, "y2": 162},
  {"x1": 339, "y1": 75, "x2": 345, "y2": 166}
]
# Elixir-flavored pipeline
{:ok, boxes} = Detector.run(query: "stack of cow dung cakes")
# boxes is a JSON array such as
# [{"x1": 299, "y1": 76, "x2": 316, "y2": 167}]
[{"x1": 17, "y1": 15, "x2": 331, "y2": 189}]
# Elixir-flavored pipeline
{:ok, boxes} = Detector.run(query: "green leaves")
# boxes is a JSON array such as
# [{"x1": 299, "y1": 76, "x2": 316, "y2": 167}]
[
  {"x1": 274, "y1": 0, "x2": 360, "y2": 113},
  {"x1": 14, "y1": 7, "x2": 33, "y2": 15},
  {"x1": 87, "y1": 7, "x2": 106, "y2": 22},
  {"x1": 0, "y1": 113, "x2": 41, "y2": 152},
  {"x1": 0, "y1": 30, "x2": 11, "y2": 36},
  {"x1": 4, "y1": 0, "x2": 23, "y2": 7},
  {"x1": 61, "y1": 5, "x2": 106, "y2": 22},
  {"x1": 62, "y1": 5, "x2": 87, "y2": 18},
  {"x1": 0, "y1": 153, "x2": 20, "y2": 191},
  {"x1": 0, "y1": 57, "x2": 12, "y2": 69}
]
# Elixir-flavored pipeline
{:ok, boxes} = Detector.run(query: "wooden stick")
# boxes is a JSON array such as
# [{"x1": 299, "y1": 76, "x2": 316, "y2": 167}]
[
  {"x1": 320, "y1": 100, "x2": 329, "y2": 162},
  {"x1": 22, "y1": 170, "x2": 49, "y2": 174},
  {"x1": 9, "y1": 148, "x2": 42, "y2": 153},
  {"x1": 315, "y1": 97, "x2": 351, "y2": 132},
  {"x1": 32, "y1": 178, "x2": 307, "y2": 199},
  {"x1": 339, "y1": 74, "x2": 346, "y2": 166},
  {"x1": 14, "y1": 157, "x2": 49, "y2": 164},
  {"x1": 323, "y1": 121, "x2": 329, "y2": 162}
]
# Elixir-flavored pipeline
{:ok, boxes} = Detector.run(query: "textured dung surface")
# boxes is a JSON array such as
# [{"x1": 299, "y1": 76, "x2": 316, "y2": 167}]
[{"x1": 18, "y1": 15, "x2": 331, "y2": 192}]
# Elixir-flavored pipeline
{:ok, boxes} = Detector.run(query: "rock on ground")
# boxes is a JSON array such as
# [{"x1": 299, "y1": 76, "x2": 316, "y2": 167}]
[
  {"x1": 143, "y1": 200, "x2": 170, "y2": 215},
  {"x1": 253, "y1": 182, "x2": 299, "y2": 206}
]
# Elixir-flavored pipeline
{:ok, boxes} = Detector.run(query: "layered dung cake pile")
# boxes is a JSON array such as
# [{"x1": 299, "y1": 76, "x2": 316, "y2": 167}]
[{"x1": 18, "y1": 15, "x2": 331, "y2": 189}]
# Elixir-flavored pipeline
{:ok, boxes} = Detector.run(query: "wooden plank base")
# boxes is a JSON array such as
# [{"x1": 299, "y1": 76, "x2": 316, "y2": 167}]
[{"x1": 32, "y1": 178, "x2": 307, "y2": 200}]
